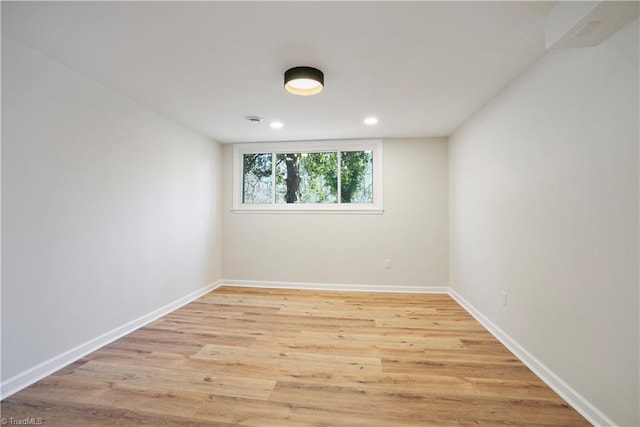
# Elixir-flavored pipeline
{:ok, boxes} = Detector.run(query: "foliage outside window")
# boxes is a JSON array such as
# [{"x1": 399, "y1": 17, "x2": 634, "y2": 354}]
[{"x1": 233, "y1": 140, "x2": 383, "y2": 213}]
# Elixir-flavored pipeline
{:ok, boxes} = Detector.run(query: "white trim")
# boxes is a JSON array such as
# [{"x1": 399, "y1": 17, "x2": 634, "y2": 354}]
[
  {"x1": 0, "y1": 279, "x2": 615, "y2": 426},
  {"x1": 230, "y1": 208, "x2": 384, "y2": 215},
  {"x1": 0, "y1": 280, "x2": 222, "y2": 400},
  {"x1": 232, "y1": 139, "x2": 383, "y2": 213},
  {"x1": 221, "y1": 279, "x2": 449, "y2": 294},
  {"x1": 448, "y1": 289, "x2": 616, "y2": 427}
]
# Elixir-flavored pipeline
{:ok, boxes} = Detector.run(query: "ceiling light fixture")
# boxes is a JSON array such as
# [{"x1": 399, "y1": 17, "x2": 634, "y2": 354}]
[
  {"x1": 364, "y1": 116, "x2": 379, "y2": 125},
  {"x1": 284, "y1": 66, "x2": 324, "y2": 96},
  {"x1": 270, "y1": 121, "x2": 284, "y2": 129}
]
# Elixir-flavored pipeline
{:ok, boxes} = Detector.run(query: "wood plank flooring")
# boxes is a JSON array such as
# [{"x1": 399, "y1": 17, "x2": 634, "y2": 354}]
[{"x1": 1, "y1": 286, "x2": 591, "y2": 426}]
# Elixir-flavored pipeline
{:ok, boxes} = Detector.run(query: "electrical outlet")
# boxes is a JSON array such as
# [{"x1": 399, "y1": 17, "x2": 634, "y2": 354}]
[
  {"x1": 501, "y1": 291, "x2": 508, "y2": 306},
  {"x1": 384, "y1": 259, "x2": 392, "y2": 269}
]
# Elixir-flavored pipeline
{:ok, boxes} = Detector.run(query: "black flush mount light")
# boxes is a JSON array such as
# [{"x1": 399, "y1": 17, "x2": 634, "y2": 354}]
[{"x1": 284, "y1": 66, "x2": 324, "y2": 96}]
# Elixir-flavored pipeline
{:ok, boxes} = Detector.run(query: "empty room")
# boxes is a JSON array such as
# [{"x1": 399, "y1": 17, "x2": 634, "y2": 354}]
[{"x1": 1, "y1": 1, "x2": 638, "y2": 426}]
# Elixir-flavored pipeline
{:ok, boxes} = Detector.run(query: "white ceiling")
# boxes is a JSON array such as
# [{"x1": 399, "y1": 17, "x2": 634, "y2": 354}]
[{"x1": 2, "y1": 1, "x2": 555, "y2": 143}]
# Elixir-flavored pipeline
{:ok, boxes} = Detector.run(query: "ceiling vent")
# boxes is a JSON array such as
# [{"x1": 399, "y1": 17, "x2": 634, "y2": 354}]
[
  {"x1": 246, "y1": 116, "x2": 263, "y2": 124},
  {"x1": 546, "y1": 1, "x2": 639, "y2": 49},
  {"x1": 569, "y1": 21, "x2": 603, "y2": 38}
]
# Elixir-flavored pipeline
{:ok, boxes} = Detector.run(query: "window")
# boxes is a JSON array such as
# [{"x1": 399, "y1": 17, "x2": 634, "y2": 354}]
[{"x1": 233, "y1": 139, "x2": 383, "y2": 213}]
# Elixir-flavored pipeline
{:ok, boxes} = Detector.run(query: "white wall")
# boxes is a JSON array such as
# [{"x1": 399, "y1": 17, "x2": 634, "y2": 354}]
[
  {"x1": 1, "y1": 38, "x2": 222, "y2": 384},
  {"x1": 449, "y1": 19, "x2": 639, "y2": 426},
  {"x1": 222, "y1": 138, "x2": 448, "y2": 288}
]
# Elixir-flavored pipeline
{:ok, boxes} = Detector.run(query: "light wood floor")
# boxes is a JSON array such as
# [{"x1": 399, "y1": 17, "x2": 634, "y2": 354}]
[{"x1": 1, "y1": 286, "x2": 590, "y2": 426}]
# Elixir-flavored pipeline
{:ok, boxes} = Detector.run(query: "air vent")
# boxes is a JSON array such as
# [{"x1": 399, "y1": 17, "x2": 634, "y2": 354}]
[
  {"x1": 569, "y1": 21, "x2": 603, "y2": 38},
  {"x1": 246, "y1": 116, "x2": 263, "y2": 124}
]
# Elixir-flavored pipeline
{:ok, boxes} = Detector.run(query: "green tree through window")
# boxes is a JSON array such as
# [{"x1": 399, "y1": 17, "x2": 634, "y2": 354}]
[
  {"x1": 243, "y1": 150, "x2": 372, "y2": 204},
  {"x1": 234, "y1": 140, "x2": 382, "y2": 212},
  {"x1": 242, "y1": 153, "x2": 272, "y2": 203}
]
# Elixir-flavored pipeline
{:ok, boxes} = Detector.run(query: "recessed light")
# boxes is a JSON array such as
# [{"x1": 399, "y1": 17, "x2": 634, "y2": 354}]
[
  {"x1": 364, "y1": 116, "x2": 379, "y2": 125},
  {"x1": 270, "y1": 121, "x2": 284, "y2": 129}
]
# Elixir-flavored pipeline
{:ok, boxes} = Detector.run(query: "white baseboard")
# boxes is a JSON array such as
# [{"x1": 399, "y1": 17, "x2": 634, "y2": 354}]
[
  {"x1": 221, "y1": 279, "x2": 449, "y2": 294},
  {"x1": 0, "y1": 280, "x2": 222, "y2": 400},
  {"x1": 1, "y1": 279, "x2": 614, "y2": 426},
  {"x1": 448, "y1": 289, "x2": 616, "y2": 427}
]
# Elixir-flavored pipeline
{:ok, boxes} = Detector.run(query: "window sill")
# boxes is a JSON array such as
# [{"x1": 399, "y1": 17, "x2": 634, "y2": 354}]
[{"x1": 231, "y1": 207, "x2": 384, "y2": 215}]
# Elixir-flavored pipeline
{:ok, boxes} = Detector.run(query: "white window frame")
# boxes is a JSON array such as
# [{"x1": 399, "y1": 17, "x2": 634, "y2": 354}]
[{"x1": 232, "y1": 139, "x2": 383, "y2": 214}]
